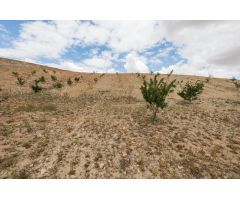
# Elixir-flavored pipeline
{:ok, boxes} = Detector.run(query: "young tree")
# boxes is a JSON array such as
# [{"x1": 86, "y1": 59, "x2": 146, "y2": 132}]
[
  {"x1": 140, "y1": 71, "x2": 176, "y2": 124},
  {"x1": 12, "y1": 71, "x2": 19, "y2": 77},
  {"x1": 31, "y1": 80, "x2": 42, "y2": 93},
  {"x1": 16, "y1": 77, "x2": 25, "y2": 86},
  {"x1": 51, "y1": 75, "x2": 57, "y2": 81},
  {"x1": 38, "y1": 76, "x2": 46, "y2": 83},
  {"x1": 67, "y1": 78, "x2": 73, "y2": 86},
  {"x1": 31, "y1": 70, "x2": 36, "y2": 75},
  {"x1": 74, "y1": 77, "x2": 80, "y2": 82},
  {"x1": 177, "y1": 80, "x2": 204, "y2": 102},
  {"x1": 53, "y1": 82, "x2": 63, "y2": 89},
  {"x1": 233, "y1": 80, "x2": 240, "y2": 90}
]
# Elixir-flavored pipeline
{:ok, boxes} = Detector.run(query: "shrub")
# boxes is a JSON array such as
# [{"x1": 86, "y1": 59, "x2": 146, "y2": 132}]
[
  {"x1": 231, "y1": 77, "x2": 236, "y2": 82},
  {"x1": 51, "y1": 75, "x2": 57, "y2": 81},
  {"x1": 99, "y1": 73, "x2": 105, "y2": 78},
  {"x1": 94, "y1": 77, "x2": 98, "y2": 83},
  {"x1": 31, "y1": 80, "x2": 43, "y2": 93},
  {"x1": 38, "y1": 76, "x2": 45, "y2": 83},
  {"x1": 16, "y1": 77, "x2": 25, "y2": 86},
  {"x1": 205, "y1": 75, "x2": 212, "y2": 83},
  {"x1": 74, "y1": 77, "x2": 80, "y2": 82},
  {"x1": 12, "y1": 71, "x2": 19, "y2": 77},
  {"x1": 53, "y1": 70, "x2": 56, "y2": 74},
  {"x1": 140, "y1": 71, "x2": 176, "y2": 124},
  {"x1": 177, "y1": 80, "x2": 204, "y2": 102},
  {"x1": 233, "y1": 80, "x2": 240, "y2": 90},
  {"x1": 67, "y1": 78, "x2": 73, "y2": 86},
  {"x1": 53, "y1": 82, "x2": 63, "y2": 89},
  {"x1": 31, "y1": 70, "x2": 36, "y2": 75},
  {"x1": 43, "y1": 69, "x2": 48, "y2": 73}
]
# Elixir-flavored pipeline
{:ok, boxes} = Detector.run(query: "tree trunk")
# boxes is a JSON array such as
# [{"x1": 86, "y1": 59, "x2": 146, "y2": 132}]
[{"x1": 151, "y1": 108, "x2": 158, "y2": 124}]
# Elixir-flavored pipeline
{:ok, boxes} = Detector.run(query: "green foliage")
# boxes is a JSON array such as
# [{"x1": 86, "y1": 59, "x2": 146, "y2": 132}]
[
  {"x1": 233, "y1": 80, "x2": 240, "y2": 90},
  {"x1": 43, "y1": 69, "x2": 48, "y2": 73},
  {"x1": 16, "y1": 77, "x2": 25, "y2": 86},
  {"x1": 12, "y1": 71, "x2": 19, "y2": 77},
  {"x1": 38, "y1": 76, "x2": 45, "y2": 83},
  {"x1": 99, "y1": 73, "x2": 105, "y2": 78},
  {"x1": 177, "y1": 80, "x2": 204, "y2": 102},
  {"x1": 67, "y1": 78, "x2": 73, "y2": 86},
  {"x1": 31, "y1": 80, "x2": 43, "y2": 93},
  {"x1": 140, "y1": 71, "x2": 176, "y2": 124},
  {"x1": 205, "y1": 75, "x2": 212, "y2": 83},
  {"x1": 31, "y1": 70, "x2": 36, "y2": 75},
  {"x1": 74, "y1": 77, "x2": 80, "y2": 82},
  {"x1": 53, "y1": 82, "x2": 63, "y2": 89},
  {"x1": 51, "y1": 75, "x2": 57, "y2": 81}
]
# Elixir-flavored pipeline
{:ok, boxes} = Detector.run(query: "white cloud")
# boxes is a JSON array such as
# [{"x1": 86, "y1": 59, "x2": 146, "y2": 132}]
[
  {"x1": 160, "y1": 20, "x2": 240, "y2": 78},
  {"x1": 0, "y1": 20, "x2": 240, "y2": 78},
  {"x1": 124, "y1": 52, "x2": 149, "y2": 73}
]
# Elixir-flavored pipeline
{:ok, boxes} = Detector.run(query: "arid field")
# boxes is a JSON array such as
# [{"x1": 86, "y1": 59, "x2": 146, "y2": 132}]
[{"x1": 0, "y1": 57, "x2": 239, "y2": 178}]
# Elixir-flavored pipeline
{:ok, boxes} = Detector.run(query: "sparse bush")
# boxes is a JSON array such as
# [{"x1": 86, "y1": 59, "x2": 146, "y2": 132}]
[
  {"x1": 53, "y1": 82, "x2": 63, "y2": 89},
  {"x1": 140, "y1": 71, "x2": 176, "y2": 124},
  {"x1": 177, "y1": 80, "x2": 204, "y2": 102},
  {"x1": 31, "y1": 80, "x2": 42, "y2": 93},
  {"x1": 99, "y1": 73, "x2": 105, "y2": 78},
  {"x1": 233, "y1": 80, "x2": 240, "y2": 90},
  {"x1": 12, "y1": 71, "x2": 19, "y2": 77},
  {"x1": 94, "y1": 77, "x2": 98, "y2": 83},
  {"x1": 67, "y1": 78, "x2": 73, "y2": 86},
  {"x1": 31, "y1": 70, "x2": 36, "y2": 75},
  {"x1": 43, "y1": 69, "x2": 48, "y2": 73},
  {"x1": 38, "y1": 76, "x2": 45, "y2": 83},
  {"x1": 205, "y1": 75, "x2": 212, "y2": 83},
  {"x1": 53, "y1": 70, "x2": 56, "y2": 74},
  {"x1": 16, "y1": 77, "x2": 25, "y2": 86},
  {"x1": 51, "y1": 75, "x2": 57, "y2": 81},
  {"x1": 74, "y1": 77, "x2": 80, "y2": 82},
  {"x1": 231, "y1": 77, "x2": 236, "y2": 82}
]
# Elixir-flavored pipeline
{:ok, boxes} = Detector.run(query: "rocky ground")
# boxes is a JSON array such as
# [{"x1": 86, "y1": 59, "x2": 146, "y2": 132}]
[{"x1": 0, "y1": 57, "x2": 240, "y2": 178}]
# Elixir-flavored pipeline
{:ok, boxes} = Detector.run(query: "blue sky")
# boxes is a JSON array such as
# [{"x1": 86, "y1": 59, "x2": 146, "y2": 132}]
[{"x1": 0, "y1": 20, "x2": 239, "y2": 78}]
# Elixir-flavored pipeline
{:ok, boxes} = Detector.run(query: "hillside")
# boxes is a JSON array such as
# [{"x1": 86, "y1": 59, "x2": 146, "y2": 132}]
[{"x1": 0, "y1": 57, "x2": 240, "y2": 178}]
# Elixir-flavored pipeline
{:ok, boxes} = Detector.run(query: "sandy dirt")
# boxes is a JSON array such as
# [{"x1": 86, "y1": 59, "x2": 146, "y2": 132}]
[{"x1": 0, "y1": 57, "x2": 240, "y2": 178}]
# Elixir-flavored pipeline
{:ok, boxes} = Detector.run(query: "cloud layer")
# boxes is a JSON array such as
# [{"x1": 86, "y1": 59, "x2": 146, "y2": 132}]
[{"x1": 0, "y1": 20, "x2": 239, "y2": 78}]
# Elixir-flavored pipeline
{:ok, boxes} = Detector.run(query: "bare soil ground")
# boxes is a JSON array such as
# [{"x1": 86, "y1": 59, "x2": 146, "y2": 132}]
[{"x1": 0, "y1": 57, "x2": 240, "y2": 178}]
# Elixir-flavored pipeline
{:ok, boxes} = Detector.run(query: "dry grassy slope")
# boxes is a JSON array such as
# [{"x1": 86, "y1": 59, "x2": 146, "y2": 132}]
[
  {"x1": 0, "y1": 57, "x2": 240, "y2": 179},
  {"x1": 0, "y1": 57, "x2": 239, "y2": 100}
]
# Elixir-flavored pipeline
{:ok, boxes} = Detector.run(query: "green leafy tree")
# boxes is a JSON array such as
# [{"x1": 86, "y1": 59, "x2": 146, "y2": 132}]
[
  {"x1": 38, "y1": 76, "x2": 46, "y2": 83},
  {"x1": 67, "y1": 78, "x2": 73, "y2": 86},
  {"x1": 140, "y1": 71, "x2": 176, "y2": 124},
  {"x1": 177, "y1": 80, "x2": 204, "y2": 102},
  {"x1": 12, "y1": 71, "x2": 19, "y2": 77},
  {"x1": 31, "y1": 80, "x2": 42, "y2": 93},
  {"x1": 74, "y1": 77, "x2": 80, "y2": 82},
  {"x1": 17, "y1": 77, "x2": 25, "y2": 86},
  {"x1": 233, "y1": 80, "x2": 240, "y2": 90},
  {"x1": 53, "y1": 82, "x2": 63, "y2": 89},
  {"x1": 51, "y1": 75, "x2": 57, "y2": 81}
]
